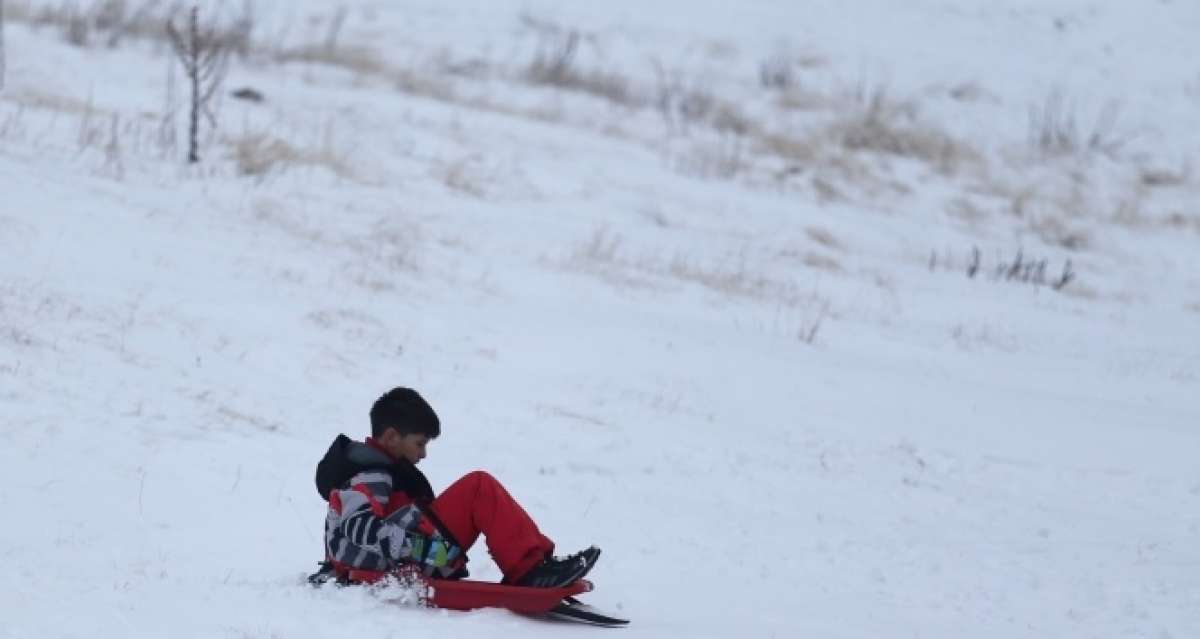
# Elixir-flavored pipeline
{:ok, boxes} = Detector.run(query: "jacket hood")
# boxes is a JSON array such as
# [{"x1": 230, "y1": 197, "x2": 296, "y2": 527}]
[
  {"x1": 315, "y1": 434, "x2": 391, "y2": 500},
  {"x1": 314, "y1": 434, "x2": 436, "y2": 503}
]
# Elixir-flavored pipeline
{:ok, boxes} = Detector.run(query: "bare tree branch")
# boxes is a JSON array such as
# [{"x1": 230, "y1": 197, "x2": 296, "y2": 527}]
[{"x1": 166, "y1": 5, "x2": 230, "y2": 163}]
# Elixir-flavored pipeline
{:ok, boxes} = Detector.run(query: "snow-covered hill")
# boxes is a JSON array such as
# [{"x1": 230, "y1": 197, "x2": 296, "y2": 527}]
[{"x1": 1, "y1": 2, "x2": 1198, "y2": 637}]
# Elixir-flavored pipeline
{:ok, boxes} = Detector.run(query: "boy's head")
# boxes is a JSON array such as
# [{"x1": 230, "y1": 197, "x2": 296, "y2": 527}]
[{"x1": 370, "y1": 387, "x2": 440, "y2": 464}]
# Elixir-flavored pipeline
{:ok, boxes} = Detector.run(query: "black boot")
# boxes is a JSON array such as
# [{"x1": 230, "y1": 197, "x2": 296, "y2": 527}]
[{"x1": 516, "y1": 546, "x2": 601, "y2": 588}]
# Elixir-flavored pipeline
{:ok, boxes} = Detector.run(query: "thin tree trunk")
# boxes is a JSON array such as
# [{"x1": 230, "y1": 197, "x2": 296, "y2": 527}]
[
  {"x1": 1, "y1": 0, "x2": 7, "y2": 93},
  {"x1": 187, "y1": 7, "x2": 199, "y2": 163}
]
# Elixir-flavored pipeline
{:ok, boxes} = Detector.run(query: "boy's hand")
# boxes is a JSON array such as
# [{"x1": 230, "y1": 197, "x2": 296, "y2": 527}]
[{"x1": 410, "y1": 533, "x2": 462, "y2": 569}]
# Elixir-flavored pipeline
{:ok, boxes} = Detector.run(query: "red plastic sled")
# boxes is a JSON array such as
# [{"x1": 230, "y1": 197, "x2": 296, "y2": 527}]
[{"x1": 346, "y1": 568, "x2": 592, "y2": 613}]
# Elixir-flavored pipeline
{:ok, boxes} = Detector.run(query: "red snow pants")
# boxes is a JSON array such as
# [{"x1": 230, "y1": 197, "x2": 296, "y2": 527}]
[{"x1": 428, "y1": 471, "x2": 554, "y2": 582}]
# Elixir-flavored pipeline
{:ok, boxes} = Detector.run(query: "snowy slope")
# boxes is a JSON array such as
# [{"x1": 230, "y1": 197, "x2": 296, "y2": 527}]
[{"x1": 1, "y1": 2, "x2": 1198, "y2": 638}]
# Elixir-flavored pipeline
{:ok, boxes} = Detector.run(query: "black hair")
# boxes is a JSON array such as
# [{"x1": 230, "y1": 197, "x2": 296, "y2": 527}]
[{"x1": 370, "y1": 387, "x2": 441, "y2": 439}]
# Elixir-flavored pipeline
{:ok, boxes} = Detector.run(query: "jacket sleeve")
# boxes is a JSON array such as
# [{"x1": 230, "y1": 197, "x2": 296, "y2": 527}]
[{"x1": 324, "y1": 470, "x2": 462, "y2": 576}]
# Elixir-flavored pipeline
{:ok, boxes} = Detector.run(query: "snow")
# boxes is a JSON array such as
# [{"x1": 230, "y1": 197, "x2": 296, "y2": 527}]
[{"x1": 1, "y1": 1, "x2": 1199, "y2": 637}]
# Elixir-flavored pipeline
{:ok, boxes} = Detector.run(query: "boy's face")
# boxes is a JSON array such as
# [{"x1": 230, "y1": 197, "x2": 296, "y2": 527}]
[{"x1": 380, "y1": 428, "x2": 430, "y2": 464}]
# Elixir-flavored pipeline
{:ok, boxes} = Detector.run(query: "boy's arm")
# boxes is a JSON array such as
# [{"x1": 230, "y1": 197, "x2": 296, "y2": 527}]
[{"x1": 326, "y1": 471, "x2": 462, "y2": 575}]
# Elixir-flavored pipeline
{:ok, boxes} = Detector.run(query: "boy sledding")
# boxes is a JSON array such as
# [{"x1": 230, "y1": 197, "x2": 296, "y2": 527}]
[{"x1": 309, "y1": 387, "x2": 627, "y2": 625}]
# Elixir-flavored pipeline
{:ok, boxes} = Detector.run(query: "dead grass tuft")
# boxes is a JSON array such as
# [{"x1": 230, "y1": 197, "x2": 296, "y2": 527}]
[
  {"x1": 1028, "y1": 90, "x2": 1132, "y2": 159},
  {"x1": 521, "y1": 15, "x2": 636, "y2": 106},
  {"x1": 9, "y1": 88, "x2": 100, "y2": 115},
  {"x1": 230, "y1": 133, "x2": 352, "y2": 179},
  {"x1": 1029, "y1": 216, "x2": 1091, "y2": 251},
  {"x1": 946, "y1": 197, "x2": 989, "y2": 225},
  {"x1": 833, "y1": 88, "x2": 973, "y2": 173},
  {"x1": 275, "y1": 44, "x2": 387, "y2": 76},
  {"x1": 439, "y1": 154, "x2": 492, "y2": 198},
  {"x1": 16, "y1": 0, "x2": 252, "y2": 52},
  {"x1": 776, "y1": 87, "x2": 831, "y2": 111},
  {"x1": 802, "y1": 252, "x2": 841, "y2": 272},
  {"x1": 673, "y1": 134, "x2": 746, "y2": 180},
  {"x1": 804, "y1": 226, "x2": 843, "y2": 251},
  {"x1": 1139, "y1": 165, "x2": 1190, "y2": 188}
]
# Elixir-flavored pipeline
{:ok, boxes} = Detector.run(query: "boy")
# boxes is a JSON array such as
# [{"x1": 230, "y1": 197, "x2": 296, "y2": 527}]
[{"x1": 315, "y1": 387, "x2": 600, "y2": 587}]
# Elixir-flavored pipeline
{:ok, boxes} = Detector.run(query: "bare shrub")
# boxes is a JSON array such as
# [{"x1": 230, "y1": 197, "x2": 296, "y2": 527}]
[
  {"x1": 1028, "y1": 90, "x2": 1132, "y2": 158},
  {"x1": 167, "y1": 5, "x2": 233, "y2": 163},
  {"x1": 157, "y1": 55, "x2": 178, "y2": 157},
  {"x1": 527, "y1": 23, "x2": 578, "y2": 85},
  {"x1": 759, "y1": 48, "x2": 824, "y2": 90},
  {"x1": 797, "y1": 300, "x2": 830, "y2": 344},
  {"x1": 653, "y1": 62, "x2": 717, "y2": 135},
  {"x1": 323, "y1": 4, "x2": 348, "y2": 54},
  {"x1": 0, "y1": 104, "x2": 26, "y2": 140},
  {"x1": 76, "y1": 93, "x2": 103, "y2": 150},
  {"x1": 833, "y1": 86, "x2": 971, "y2": 173},
  {"x1": 65, "y1": 5, "x2": 89, "y2": 46},
  {"x1": 521, "y1": 15, "x2": 633, "y2": 105},
  {"x1": 92, "y1": 0, "x2": 125, "y2": 30},
  {"x1": 758, "y1": 52, "x2": 796, "y2": 90},
  {"x1": 101, "y1": 113, "x2": 124, "y2": 179},
  {"x1": 936, "y1": 245, "x2": 1077, "y2": 291}
]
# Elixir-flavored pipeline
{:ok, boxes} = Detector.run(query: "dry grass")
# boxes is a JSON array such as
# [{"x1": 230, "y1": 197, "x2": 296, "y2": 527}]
[
  {"x1": 275, "y1": 44, "x2": 389, "y2": 76},
  {"x1": 230, "y1": 133, "x2": 352, "y2": 180},
  {"x1": 809, "y1": 175, "x2": 843, "y2": 202},
  {"x1": 801, "y1": 252, "x2": 841, "y2": 272},
  {"x1": 9, "y1": 87, "x2": 102, "y2": 115},
  {"x1": 805, "y1": 226, "x2": 844, "y2": 251},
  {"x1": 572, "y1": 228, "x2": 624, "y2": 264},
  {"x1": 946, "y1": 197, "x2": 989, "y2": 225},
  {"x1": 1029, "y1": 215, "x2": 1091, "y2": 251},
  {"x1": 1028, "y1": 90, "x2": 1132, "y2": 159},
  {"x1": 749, "y1": 85, "x2": 976, "y2": 196},
  {"x1": 758, "y1": 130, "x2": 818, "y2": 165},
  {"x1": 1139, "y1": 165, "x2": 1190, "y2": 188},
  {"x1": 832, "y1": 88, "x2": 974, "y2": 173},
  {"x1": 564, "y1": 229, "x2": 825, "y2": 309},
  {"x1": 672, "y1": 134, "x2": 747, "y2": 180},
  {"x1": 439, "y1": 154, "x2": 492, "y2": 198},
  {"x1": 668, "y1": 253, "x2": 770, "y2": 298},
  {"x1": 10, "y1": 0, "x2": 252, "y2": 52},
  {"x1": 776, "y1": 87, "x2": 832, "y2": 111},
  {"x1": 520, "y1": 15, "x2": 638, "y2": 106},
  {"x1": 758, "y1": 49, "x2": 826, "y2": 90},
  {"x1": 652, "y1": 62, "x2": 728, "y2": 135}
]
